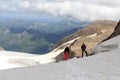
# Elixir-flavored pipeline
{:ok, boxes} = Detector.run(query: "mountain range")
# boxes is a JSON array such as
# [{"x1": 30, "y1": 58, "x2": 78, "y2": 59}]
[{"x1": 0, "y1": 19, "x2": 86, "y2": 54}]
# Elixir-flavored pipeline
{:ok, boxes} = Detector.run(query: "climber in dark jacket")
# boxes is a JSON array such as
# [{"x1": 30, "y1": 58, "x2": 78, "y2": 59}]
[
  {"x1": 81, "y1": 43, "x2": 88, "y2": 58},
  {"x1": 64, "y1": 46, "x2": 70, "y2": 60}
]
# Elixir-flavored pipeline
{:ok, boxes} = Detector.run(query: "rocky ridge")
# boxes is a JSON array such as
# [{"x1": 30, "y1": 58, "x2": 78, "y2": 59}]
[
  {"x1": 103, "y1": 20, "x2": 120, "y2": 41},
  {"x1": 55, "y1": 20, "x2": 117, "y2": 61}
]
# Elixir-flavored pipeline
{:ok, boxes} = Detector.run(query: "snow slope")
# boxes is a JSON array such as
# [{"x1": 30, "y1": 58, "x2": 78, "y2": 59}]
[
  {"x1": 0, "y1": 35, "x2": 120, "y2": 80},
  {"x1": 0, "y1": 51, "x2": 39, "y2": 70},
  {"x1": 33, "y1": 37, "x2": 80, "y2": 64},
  {"x1": 0, "y1": 37, "x2": 78, "y2": 70}
]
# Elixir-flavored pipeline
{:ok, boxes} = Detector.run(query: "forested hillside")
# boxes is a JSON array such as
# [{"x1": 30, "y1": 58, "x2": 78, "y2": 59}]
[{"x1": 0, "y1": 19, "x2": 85, "y2": 54}]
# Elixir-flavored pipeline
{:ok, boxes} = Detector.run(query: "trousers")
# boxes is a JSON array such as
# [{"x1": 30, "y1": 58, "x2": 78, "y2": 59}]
[{"x1": 64, "y1": 51, "x2": 69, "y2": 60}]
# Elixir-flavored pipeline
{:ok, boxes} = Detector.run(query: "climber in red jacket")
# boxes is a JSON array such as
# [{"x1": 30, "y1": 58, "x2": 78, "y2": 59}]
[{"x1": 64, "y1": 46, "x2": 70, "y2": 60}]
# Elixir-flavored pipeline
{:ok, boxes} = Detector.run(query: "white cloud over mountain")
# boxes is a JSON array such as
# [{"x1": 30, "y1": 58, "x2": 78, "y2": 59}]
[{"x1": 0, "y1": 0, "x2": 120, "y2": 21}]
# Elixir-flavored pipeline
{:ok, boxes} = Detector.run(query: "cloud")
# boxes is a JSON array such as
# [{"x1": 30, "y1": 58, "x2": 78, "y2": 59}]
[{"x1": 0, "y1": 0, "x2": 120, "y2": 21}]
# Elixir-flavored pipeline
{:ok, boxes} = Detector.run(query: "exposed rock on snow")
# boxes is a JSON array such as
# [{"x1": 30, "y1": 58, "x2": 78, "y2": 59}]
[
  {"x1": 103, "y1": 20, "x2": 120, "y2": 41},
  {"x1": 54, "y1": 20, "x2": 117, "y2": 61}
]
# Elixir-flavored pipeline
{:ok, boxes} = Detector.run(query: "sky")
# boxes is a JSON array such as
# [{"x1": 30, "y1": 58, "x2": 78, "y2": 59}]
[{"x1": 0, "y1": 0, "x2": 120, "y2": 21}]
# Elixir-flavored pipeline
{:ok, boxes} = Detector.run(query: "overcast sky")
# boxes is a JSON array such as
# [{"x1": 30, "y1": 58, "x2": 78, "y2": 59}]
[{"x1": 0, "y1": 0, "x2": 120, "y2": 21}]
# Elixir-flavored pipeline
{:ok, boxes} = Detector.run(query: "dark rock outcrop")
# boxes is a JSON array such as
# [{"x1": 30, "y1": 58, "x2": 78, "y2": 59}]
[{"x1": 103, "y1": 20, "x2": 120, "y2": 41}]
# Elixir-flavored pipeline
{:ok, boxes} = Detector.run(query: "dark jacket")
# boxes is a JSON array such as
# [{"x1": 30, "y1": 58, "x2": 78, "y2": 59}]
[{"x1": 81, "y1": 43, "x2": 86, "y2": 50}]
